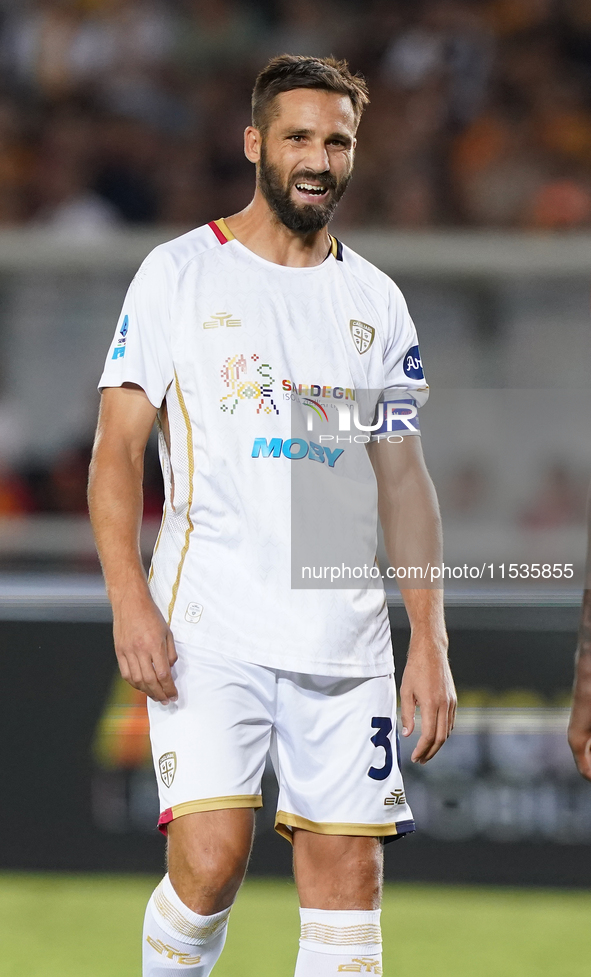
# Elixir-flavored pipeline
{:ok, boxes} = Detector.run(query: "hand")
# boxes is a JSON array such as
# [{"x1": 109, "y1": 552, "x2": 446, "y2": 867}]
[
  {"x1": 112, "y1": 591, "x2": 178, "y2": 704},
  {"x1": 400, "y1": 633, "x2": 456, "y2": 764},
  {"x1": 568, "y1": 655, "x2": 591, "y2": 782}
]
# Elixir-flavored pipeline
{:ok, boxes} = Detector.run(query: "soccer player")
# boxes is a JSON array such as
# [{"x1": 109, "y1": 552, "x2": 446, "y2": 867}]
[
  {"x1": 568, "y1": 486, "x2": 591, "y2": 781},
  {"x1": 89, "y1": 55, "x2": 456, "y2": 977}
]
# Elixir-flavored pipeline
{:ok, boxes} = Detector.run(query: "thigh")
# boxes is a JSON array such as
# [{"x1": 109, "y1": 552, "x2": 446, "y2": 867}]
[
  {"x1": 148, "y1": 644, "x2": 275, "y2": 833},
  {"x1": 274, "y1": 671, "x2": 414, "y2": 843},
  {"x1": 293, "y1": 830, "x2": 383, "y2": 910}
]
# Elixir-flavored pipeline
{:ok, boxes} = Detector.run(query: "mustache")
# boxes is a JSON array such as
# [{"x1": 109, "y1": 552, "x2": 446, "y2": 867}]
[{"x1": 291, "y1": 169, "x2": 339, "y2": 191}]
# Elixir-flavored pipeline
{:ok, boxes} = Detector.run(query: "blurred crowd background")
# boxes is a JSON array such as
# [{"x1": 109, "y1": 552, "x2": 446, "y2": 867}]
[
  {"x1": 0, "y1": 0, "x2": 588, "y2": 893},
  {"x1": 0, "y1": 0, "x2": 588, "y2": 565},
  {"x1": 0, "y1": 0, "x2": 590, "y2": 232}
]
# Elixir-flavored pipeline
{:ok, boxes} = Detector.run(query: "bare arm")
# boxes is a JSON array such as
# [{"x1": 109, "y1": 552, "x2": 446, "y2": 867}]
[
  {"x1": 569, "y1": 590, "x2": 591, "y2": 780},
  {"x1": 568, "y1": 485, "x2": 591, "y2": 779},
  {"x1": 88, "y1": 384, "x2": 177, "y2": 704},
  {"x1": 368, "y1": 436, "x2": 456, "y2": 763}
]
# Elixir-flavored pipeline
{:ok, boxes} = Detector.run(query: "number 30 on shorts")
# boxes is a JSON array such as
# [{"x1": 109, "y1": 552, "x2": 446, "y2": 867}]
[{"x1": 368, "y1": 716, "x2": 393, "y2": 781}]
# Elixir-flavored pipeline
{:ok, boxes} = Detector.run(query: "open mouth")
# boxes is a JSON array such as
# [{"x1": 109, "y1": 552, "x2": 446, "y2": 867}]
[{"x1": 294, "y1": 181, "x2": 330, "y2": 203}]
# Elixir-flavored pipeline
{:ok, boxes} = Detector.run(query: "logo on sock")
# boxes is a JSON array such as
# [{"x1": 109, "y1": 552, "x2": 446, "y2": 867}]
[
  {"x1": 337, "y1": 960, "x2": 382, "y2": 974},
  {"x1": 146, "y1": 936, "x2": 201, "y2": 965},
  {"x1": 159, "y1": 751, "x2": 177, "y2": 787}
]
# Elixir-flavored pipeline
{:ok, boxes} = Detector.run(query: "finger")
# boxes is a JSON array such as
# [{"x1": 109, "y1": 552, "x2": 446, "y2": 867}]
[
  {"x1": 137, "y1": 653, "x2": 171, "y2": 704},
  {"x1": 448, "y1": 697, "x2": 457, "y2": 736},
  {"x1": 421, "y1": 704, "x2": 450, "y2": 763},
  {"x1": 152, "y1": 642, "x2": 178, "y2": 700},
  {"x1": 411, "y1": 704, "x2": 437, "y2": 762},
  {"x1": 166, "y1": 631, "x2": 179, "y2": 668},
  {"x1": 400, "y1": 689, "x2": 415, "y2": 737},
  {"x1": 580, "y1": 737, "x2": 591, "y2": 782},
  {"x1": 121, "y1": 652, "x2": 145, "y2": 690},
  {"x1": 568, "y1": 730, "x2": 591, "y2": 780},
  {"x1": 117, "y1": 653, "x2": 132, "y2": 685}
]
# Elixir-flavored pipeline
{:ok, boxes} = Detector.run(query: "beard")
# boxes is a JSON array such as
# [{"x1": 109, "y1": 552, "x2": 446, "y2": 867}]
[{"x1": 258, "y1": 144, "x2": 352, "y2": 233}]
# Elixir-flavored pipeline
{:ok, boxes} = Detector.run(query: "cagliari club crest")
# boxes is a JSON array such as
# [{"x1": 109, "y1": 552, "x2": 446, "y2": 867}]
[
  {"x1": 159, "y1": 751, "x2": 177, "y2": 788},
  {"x1": 350, "y1": 320, "x2": 375, "y2": 355}
]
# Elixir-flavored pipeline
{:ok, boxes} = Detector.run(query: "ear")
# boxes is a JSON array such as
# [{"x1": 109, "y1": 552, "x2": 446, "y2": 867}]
[{"x1": 244, "y1": 126, "x2": 261, "y2": 164}]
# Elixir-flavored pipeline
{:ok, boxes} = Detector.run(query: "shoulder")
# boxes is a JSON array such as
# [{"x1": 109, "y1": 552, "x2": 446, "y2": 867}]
[
  {"x1": 338, "y1": 241, "x2": 410, "y2": 348},
  {"x1": 338, "y1": 241, "x2": 404, "y2": 307},
  {"x1": 134, "y1": 223, "x2": 222, "y2": 283}
]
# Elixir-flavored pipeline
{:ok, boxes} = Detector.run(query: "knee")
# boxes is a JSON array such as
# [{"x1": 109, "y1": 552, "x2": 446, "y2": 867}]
[
  {"x1": 195, "y1": 839, "x2": 248, "y2": 892},
  {"x1": 170, "y1": 839, "x2": 248, "y2": 912},
  {"x1": 167, "y1": 814, "x2": 253, "y2": 914}
]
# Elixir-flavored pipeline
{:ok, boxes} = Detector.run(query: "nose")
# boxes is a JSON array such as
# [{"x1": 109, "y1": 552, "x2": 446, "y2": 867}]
[{"x1": 305, "y1": 139, "x2": 330, "y2": 174}]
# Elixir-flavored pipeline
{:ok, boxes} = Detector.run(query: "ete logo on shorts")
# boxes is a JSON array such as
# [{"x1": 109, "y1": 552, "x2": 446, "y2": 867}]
[
  {"x1": 384, "y1": 788, "x2": 406, "y2": 806},
  {"x1": 159, "y1": 752, "x2": 177, "y2": 788},
  {"x1": 350, "y1": 320, "x2": 375, "y2": 355},
  {"x1": 146, "y1": 936, "x2": 201, "y2": 965},
  {"x1": 185, "y1": 602, "x2": 203, "y2": 623},
  {"x1": 337, "y1": 959, "x2": 382, "y2": 974}
]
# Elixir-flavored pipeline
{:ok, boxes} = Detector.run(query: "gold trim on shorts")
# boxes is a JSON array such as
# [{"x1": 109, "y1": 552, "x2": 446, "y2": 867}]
[
  {"x1": 169, "y1": 795, "x2": 262, "y2": 820},
  {"x1": 274, "y1": 810, "x2": 401, "y2": 843}
]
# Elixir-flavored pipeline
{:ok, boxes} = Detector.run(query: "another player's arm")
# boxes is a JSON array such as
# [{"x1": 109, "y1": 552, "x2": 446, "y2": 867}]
[
  {"x1": 568, "y1": 486, "x2": 591, "y2": 780},
  {"x1": 367, "y1": 436, "x2": 456, "y2": 763},
  {"x1": 88, "y1": 384, "x2": 178, "y2": 704}
]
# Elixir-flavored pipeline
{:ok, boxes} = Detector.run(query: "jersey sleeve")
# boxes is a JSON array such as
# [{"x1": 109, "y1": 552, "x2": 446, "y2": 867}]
[
  {"x1": 98, "y1": 248, "x2": 175, "y2": 408},
  {"x1": 370, "y1": 281, "x2": 429, "y2": 440}
]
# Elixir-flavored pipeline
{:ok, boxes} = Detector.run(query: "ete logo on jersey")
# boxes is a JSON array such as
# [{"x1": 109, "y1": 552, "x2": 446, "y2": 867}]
[
  {"x1": 146, "y1": 936, "x2": 201, "y2": 965},
  {"x1": 337, "y1": 959, "x2": 382, "y2": 974},
  {"x1": 159, "y1": 752, "x2": 177, "y2": 787},
  {"x1": 203, "y1": 311, "x2": 241, "y2": 328},
  {"x1": 350, "y1": 320, "x2": 375, "y2": 355}
]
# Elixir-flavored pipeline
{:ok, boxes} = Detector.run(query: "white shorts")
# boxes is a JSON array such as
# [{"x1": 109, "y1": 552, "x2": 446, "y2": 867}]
[{"x1": 148, "y1": 643, "x2": 414, "y2": 842}]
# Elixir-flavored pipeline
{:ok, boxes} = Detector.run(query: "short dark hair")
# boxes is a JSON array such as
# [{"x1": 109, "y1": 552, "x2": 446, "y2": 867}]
[{"x1": 252, "y1": 54, "x2": 369, "y2": 134}]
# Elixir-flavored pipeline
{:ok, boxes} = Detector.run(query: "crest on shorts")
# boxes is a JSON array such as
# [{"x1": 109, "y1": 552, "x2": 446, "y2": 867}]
[
  {"x1": 350, "y1": 320, "x2": 375, "y2": 355},
  {"x1": 159, "y1": 752, "x2": 177, "y2": 788}
]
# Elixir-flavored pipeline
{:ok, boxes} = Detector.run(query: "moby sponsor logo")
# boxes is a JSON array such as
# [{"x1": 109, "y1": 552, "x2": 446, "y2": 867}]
[{"x1": 251, "y1": 438, "x2": 344, "y2": 467}]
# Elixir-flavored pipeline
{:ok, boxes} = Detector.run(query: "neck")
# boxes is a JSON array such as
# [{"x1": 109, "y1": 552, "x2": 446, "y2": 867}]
[{"x1": 224, "y1": 188, "x2": 332, "y2": 267}]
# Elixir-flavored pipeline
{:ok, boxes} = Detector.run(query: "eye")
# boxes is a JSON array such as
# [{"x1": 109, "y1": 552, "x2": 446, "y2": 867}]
[{"x1": 289, "y1": 134, "x2": 303, "y2": 142}]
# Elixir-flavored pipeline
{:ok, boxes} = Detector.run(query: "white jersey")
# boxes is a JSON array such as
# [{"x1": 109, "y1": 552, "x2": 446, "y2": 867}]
[{"x1": 98, "y1": 219, "x2": 429, "y2": 677}]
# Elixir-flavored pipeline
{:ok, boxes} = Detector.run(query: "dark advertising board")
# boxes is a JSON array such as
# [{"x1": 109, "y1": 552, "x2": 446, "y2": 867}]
[{"x1": 1, "y1": 607, "x2": 589, "y2": 885}]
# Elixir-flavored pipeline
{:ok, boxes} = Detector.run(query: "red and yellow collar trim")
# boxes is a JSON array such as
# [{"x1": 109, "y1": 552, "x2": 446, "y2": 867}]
[
  {"x1": 208, "y1": 218, "x2": 343, "y2": 261},
  {"x1": 208, "y1": 218, "x2": 234, "y2": 244}
]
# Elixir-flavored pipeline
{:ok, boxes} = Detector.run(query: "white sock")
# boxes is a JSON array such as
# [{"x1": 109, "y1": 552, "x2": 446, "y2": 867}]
[
  {"x1": 142, "y1": 874, "x2": 231, "y2": 975},
  {"x1": 294, "y1": 907, "x2": 383, "y2": 975}
]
